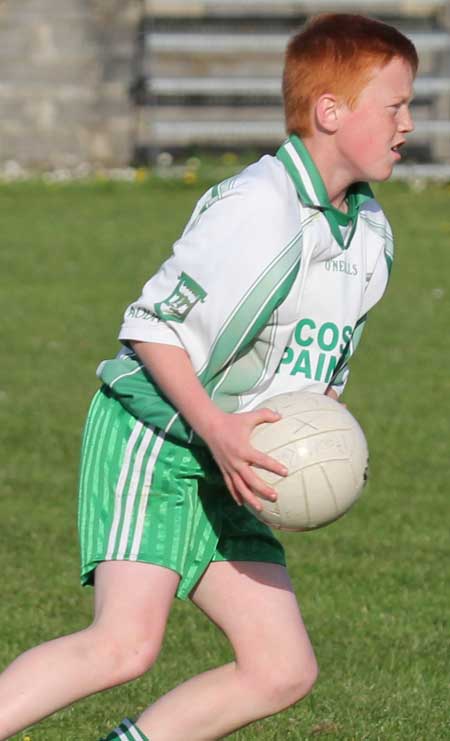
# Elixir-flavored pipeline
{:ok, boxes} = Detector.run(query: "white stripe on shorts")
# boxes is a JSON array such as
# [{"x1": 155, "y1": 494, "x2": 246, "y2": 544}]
[
  {"x1": 116, "y1": 425, "x2": 155, "y2": 559},
  {"x1": 106, "y1": 418, "x2": 143, "y2": 559},
  {"x1": 106, "y1": 411, "x2": 179, "y2": 562},
  {"x1": 129, "y1": 429, "x2": 166, "y2": 559}
]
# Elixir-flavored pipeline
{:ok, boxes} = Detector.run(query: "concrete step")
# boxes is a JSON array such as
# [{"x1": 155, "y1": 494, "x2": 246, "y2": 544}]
[
  {"x1": 145, "y1": 0, "x2": 449, "y2": 19},
  {"x1": 140, "y1": 108, "x2": 450, "y2": 145},
  {"x1": 146, "y1": 30, "x2": 450, "y2": 55},
  {"x1": 145, "y1": 75, "x2": 450, "y2": 98}
]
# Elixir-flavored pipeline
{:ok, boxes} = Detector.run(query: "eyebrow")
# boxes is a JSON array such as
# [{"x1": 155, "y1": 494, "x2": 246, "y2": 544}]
[{"x1": 390, "y1": 94, "x2": 414, "y2": 104}]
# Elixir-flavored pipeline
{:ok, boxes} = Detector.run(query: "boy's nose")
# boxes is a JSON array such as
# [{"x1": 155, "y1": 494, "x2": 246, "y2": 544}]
[{"x1": 400, "y1": 107, "x2": 414, "y2": 133}]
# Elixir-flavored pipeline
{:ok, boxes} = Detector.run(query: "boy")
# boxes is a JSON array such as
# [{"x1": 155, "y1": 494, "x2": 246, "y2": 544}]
[{"x1": 0, "y1": 13, "x2": 417, "y2": 741}]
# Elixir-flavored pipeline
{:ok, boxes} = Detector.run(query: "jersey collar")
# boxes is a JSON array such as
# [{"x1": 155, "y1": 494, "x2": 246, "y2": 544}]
[{"x1": 276, "y1": 134, "x2": 374, "y2": 249}]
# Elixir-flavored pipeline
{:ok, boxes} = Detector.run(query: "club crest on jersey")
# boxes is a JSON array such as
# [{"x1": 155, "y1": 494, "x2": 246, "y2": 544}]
[{"x1": 155, "y1": 272, "x2": 207, "y2": 323}]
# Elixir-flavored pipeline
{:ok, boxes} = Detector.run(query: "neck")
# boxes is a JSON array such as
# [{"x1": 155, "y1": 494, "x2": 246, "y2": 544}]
[{"x1": 301, "y1": 135, "x2": 354, "y2": 212}]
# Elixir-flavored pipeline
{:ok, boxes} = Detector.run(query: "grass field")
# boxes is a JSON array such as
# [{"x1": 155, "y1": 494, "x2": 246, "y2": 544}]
[{"x1": 0, "y1": 173, "x2": 449, "y2": 741}]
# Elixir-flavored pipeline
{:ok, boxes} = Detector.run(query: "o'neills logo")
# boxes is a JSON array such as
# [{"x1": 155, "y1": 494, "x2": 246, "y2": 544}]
[
  {"x1": 155, "y1": 272, "x2": 207, "y2": 323},
  {"x1": 325, "y1": 258, "x2": 358, "y2": 275}
]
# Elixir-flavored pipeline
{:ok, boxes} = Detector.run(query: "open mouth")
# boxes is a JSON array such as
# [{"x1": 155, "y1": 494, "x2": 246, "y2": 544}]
[{"x1": 391, "y1": 141, "x2": 405, "y2": 156}]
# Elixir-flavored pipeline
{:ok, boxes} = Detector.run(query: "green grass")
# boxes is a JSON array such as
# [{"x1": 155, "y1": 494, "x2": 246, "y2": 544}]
[{"x1": 1, "y1": 175, "x2": 449, "y2": 740}]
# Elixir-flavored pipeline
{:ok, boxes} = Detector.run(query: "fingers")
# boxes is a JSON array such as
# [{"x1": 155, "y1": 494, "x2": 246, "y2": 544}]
[
  {"x1": 230, "y1": 471, "x2": 272, "y2": 512},
  {"x1": 222, "y1": 467, "x2": 271, "y2": 511},
  {"x1": 223, "y1": 460, "x2": 281, "y2": 511},
  {"x1": 209, "y1": 407, "x2": 288, "y2": 510},
  {"x1": 229, "y1": 407, "x2": 287, "y2": 508},
  {"x1": 243, "y1": 469, "x2": 277, "y2": 511},
  {"x1": 325, "y1": 388, "x2": 346, "y2": 406},
  {"x1": 251, "y1": 407, "x2": 282, "y2": 425},
  {"x1": 222, "y1": 471, "x2": 244, "y2": 507},
  {"x1": 248, "y1": 409, "x2": 288, "y2": 477},
  {"x1": 251, "y1": 450, "x2": 288, "y2": 478}
]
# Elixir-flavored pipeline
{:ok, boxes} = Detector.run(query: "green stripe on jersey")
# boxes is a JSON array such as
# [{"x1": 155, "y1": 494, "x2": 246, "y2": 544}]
[
  {"x1": 208, "y1": 257, "x2": 302, "y2": 411},
  {"x1": 198, "y1": 226, "x2": 304, "y2": 393}
]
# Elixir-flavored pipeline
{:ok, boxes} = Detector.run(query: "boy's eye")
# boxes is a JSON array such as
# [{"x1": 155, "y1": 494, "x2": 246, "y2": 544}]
[{"x1": 387, "y1": 104, "x2": 403, "y2": 115}]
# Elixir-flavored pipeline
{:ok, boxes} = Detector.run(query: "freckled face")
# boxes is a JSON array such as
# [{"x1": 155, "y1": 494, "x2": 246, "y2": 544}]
[{"x1": 336, "y1": 57, "x2": 415, "y2": 182}]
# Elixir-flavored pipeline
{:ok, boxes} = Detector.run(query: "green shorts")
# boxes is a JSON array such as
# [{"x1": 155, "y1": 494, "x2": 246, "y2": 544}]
[{"x1": 78, "y1": 387, "x2": 285, "y2": 600}]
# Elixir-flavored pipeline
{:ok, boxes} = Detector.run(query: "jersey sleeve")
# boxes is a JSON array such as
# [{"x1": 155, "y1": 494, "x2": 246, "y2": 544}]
[
  {"x1": 119, "y1": 166, "x2": 303, "y2": 381},
  {"x1": 97, "y1": 162, "x2": 304, "y2": 441}
]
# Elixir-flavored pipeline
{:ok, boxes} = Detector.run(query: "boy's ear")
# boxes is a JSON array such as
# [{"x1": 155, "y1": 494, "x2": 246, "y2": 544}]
[{"x1": 314, "y1": 93, "x2": 340, "y2": 134}]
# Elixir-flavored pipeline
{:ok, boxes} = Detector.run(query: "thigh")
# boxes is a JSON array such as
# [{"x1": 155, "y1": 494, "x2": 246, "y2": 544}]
[
  {"x1": 93, "y1": 560, "x2": 180, "y2": 636},
  {"x1": 190, "y1": 561, "x2": 316, "y2": 670}
]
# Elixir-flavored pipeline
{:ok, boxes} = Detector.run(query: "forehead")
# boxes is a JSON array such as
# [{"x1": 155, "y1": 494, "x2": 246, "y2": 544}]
[{"x1": 360, "y1": 57, "x2": 414, "y2": 100}]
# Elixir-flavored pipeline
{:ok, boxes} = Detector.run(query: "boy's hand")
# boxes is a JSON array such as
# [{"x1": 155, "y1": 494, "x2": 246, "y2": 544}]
[
  {"x1": 127, "y1": 344, "x2": 287, "y2": 510},
  {"x1": 203, "y1": 408, "x2": 288, "y2": 511},
  {"x1": 325, "y1": 387, "x2": 346, "y2": 407}
]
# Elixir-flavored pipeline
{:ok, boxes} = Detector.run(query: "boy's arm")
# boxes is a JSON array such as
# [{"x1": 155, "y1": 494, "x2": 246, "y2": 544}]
[{"x1": 130, "y1": 340, "x2": 288, "y2": 510}]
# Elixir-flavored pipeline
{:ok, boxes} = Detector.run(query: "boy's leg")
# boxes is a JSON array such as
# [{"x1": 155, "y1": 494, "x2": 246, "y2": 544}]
[
  {"x1": 0, "y1": 561, "x2": 179, "y2": 741},
  {"x1": 136, "y1": 560, "x2": 318, "y2": 741}
]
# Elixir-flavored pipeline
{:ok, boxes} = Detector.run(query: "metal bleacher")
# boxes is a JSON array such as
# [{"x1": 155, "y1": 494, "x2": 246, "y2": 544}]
[{"x1": 132, "y1": 0, "x2": 450, "y2": 175}]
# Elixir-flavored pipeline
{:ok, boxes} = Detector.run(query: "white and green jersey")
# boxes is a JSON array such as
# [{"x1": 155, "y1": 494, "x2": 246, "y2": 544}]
[{"x1": 98, "y1": 135, "x2": 393, "y2": 444}]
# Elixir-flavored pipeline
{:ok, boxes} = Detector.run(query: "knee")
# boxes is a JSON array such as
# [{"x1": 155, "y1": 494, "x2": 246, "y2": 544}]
[
  {"x1": 88, "y1": 624, "x2": 163, "y2": 684},
  {"x1": 257, "y1": 655, "x2": 319, "y2": 712},
  {"x1": 107, "y1": 634, "x2": 161, "y2": 683},
  {"x1": 277, "y1": 656, "x2": 319, "y2": 707}
]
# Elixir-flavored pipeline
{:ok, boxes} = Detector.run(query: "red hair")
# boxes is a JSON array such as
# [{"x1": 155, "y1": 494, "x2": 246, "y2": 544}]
[{"x1": 283, "y1": 14, "x2": 419, "y2": 137}]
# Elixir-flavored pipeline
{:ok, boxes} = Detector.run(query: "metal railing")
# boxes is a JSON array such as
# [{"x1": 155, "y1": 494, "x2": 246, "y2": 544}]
[{"x1": 133, "y1": 0, "x2": 450, "y2": 175}]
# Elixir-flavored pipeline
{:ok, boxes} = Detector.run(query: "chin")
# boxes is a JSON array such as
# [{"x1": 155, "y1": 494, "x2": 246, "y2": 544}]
[{"x1": 367, "y1": 164, "x2": 395, "y2": 182}]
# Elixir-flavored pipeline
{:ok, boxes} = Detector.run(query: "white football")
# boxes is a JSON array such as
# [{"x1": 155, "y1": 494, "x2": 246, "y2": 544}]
[{"x1": 249, "y1": 391, "x2": 369, "y2": 531}]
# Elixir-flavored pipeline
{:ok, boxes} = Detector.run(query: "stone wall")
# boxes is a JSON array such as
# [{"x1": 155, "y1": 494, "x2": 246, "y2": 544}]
[
  {"x1": 1, "y1": 1, "x2": 449, "y2": 170},
  {"x1": 0, "y1": 0, "x2": 141, "y2": 169}
]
